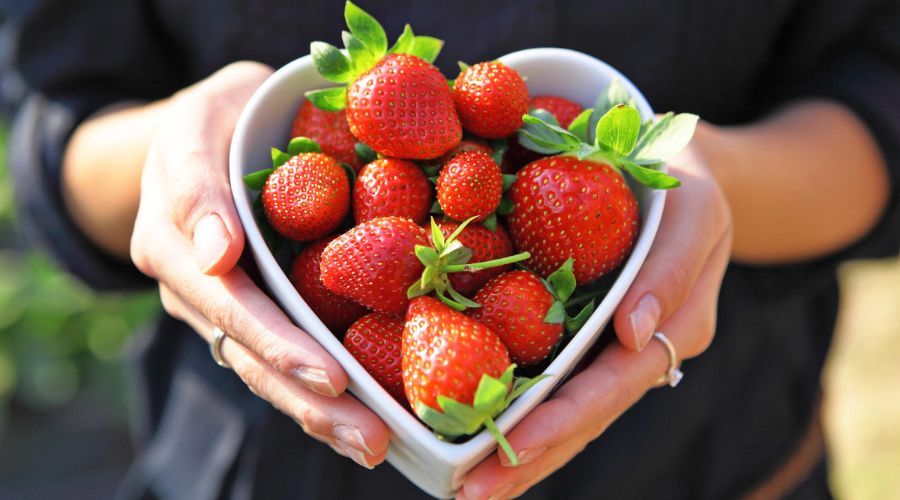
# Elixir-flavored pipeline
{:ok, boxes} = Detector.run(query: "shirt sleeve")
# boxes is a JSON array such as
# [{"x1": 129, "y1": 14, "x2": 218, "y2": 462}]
[{"x1": 3, "y1": 0, "x2": 188, "y2": 290}]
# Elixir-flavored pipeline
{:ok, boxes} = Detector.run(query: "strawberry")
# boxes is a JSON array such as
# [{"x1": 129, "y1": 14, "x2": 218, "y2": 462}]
[
  {"x1": 320, "y1": 216, "x2": 428, "y2": 315},
  {"x1": 512, "y1": 82, "x2": 698, "y2": 284},
  {"x1": 402, "y1": 296, "x2": 546, "y2": 465},
  {"x1": 353, "y1": 158, "x2": 432, "y2": 224},
  {"x1": 290, "y1": 238, "x2": 369, "y2": 333},
  {"x1": 261, "y1": 151, "x2": 350, "y2": 242},
  {"x1": 307, "y1": 3, "x2": 461, "y2": 160},
  {"x1": 436, "y1": 218, "x2": 513, "y2": 296},
  {"x1": 469, "y1": 270, "x2": 563, "y2": 365},
  {"x1": 435, "y1": 138, "x2": 493, "y2": 167},
  {"x1": 508, "y1": 156, "x2": 639, "y2": 284},
  {"x1": 453, "y1": 61, "x2": 529, "y2": 139},
  {"x1": 291, "y1": 100, "x2": 362, "y2": 171},
  {"x1": 436, "y1": 151, "x2": 502, "y2": 222},
  {"x1": 530, "y1": 95, "x2": 583, "y2": 129},
  {"x1": 344, "y1": 313, "x2": 407, "y2": 403}
]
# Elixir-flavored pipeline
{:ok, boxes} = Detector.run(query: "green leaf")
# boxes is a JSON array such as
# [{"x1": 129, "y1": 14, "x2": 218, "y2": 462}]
[
  {"x1": 342, "y1": 31, "x2": 376, "y2": 75},
  {"x1": 430, "y1": 199, "x2": 444, "y2": 214},
  {"x1": 523, "y1": 115, "x2": 581, "y2": 148},
  {"x1": 271, "y1": 147, "x2": 291, "y2": 168},
  {"x1": 517, "y1": 130, "x2": 567, "y2": 155},
  {"x1": 618, "y1": 158, "x2": 682, "y2": 189},
  {"x1": 407, "y1": 279, "x2": 434, "y2": 299},
  {"x1": 565, "y1": 300, "x2": 596, "y2": 333},
  {"x1": 497, "y1": 197, "x2": 514, "y2": 216},
  {"x1": 546, "y1": 258, "x2": 576, "y2": 302},
  {"x1": 243, "y1": 168, "x2": 274, "y2": 190},
  {"x1": 436, "y1": 289, "x2": 467, "y2": 311},
  {"x1": 543, "y1": 301, "x2": 566, "y2": 324},
  {"x1": 310, "y1": 41, "x2": 352, "y2": 83},
  {"x1": 416, "y1": 401, "x2": 468, "y2": 438},
  {"x1": 305, "y1": 87, "x2": 347, "y2": 112},
  {"x1": 430, "y1": 217, "x2": 446, "y2": 249},
  {"x1": 507, "y1": 373, "x2": 551, "y2": 401},
  {"x1": 482, "y1": 213, "x2": 497, "y2": 232},
  {"x1": 420, "y1": 264, "x2": 439, "y2": 289},
  {"x1": 444, "y1": 245, "x2": 474, "y2": 266},
  {"x1": 446, "y1": 286, "x2": 481, "y2": 309},
  {"x1": 339, "y1": 163, "x2": 356, "y2": 186},
  {"x1": 631, "y1": 113, "x2": 699, "y2": 165},
  {"x1": 344, "y1": 1, "x2": 388, "y2": 58},
  {"x1": 415, "y1": 245, "x2": 440, "y2": 266},
  {"x1": 590, "y1": 80, "x2": 635, "y2": 143},
  {"x1": 489, "y1": 138, "x2": 508, "y2": 166},
  {"x1": 288, "y1": 137, "x2": 322, "y2": 155},
  {"x1": 388, "y1": 24, "x2": 415, "y2": 54},
  {"x1": 529, "y1": 108, "x2": 560, "y2": 127},
  {"x1": 595, "y1": 104, "x2": 642, "y2": 157},
  {"x1": 472, "y1": 374, "x2": 510, "y2": 413},
  {"x1": 516, "y1": 114, "x2": 578, "y2": 155},
  {"x1": 501, "y1": 174, "x2": 517, "y2": 192},
  {"x1": 437, "y1": 396, "x2": 483, "y2": 434},
  {"x1": 409, "y1": 36, "x2": 443, "y2": 64},
  {"x1": 444, "y1": 216, "x2": 476, "y2": 244},
  {"x1": 568, "y1": 107, "x2": 593, "y2": 143},
  {"x1": 355, "y1": 142, "x2": 377, "y2": 164},
  {"x1": 457, "y1": 61, "x2": 470, "y2": 73}
]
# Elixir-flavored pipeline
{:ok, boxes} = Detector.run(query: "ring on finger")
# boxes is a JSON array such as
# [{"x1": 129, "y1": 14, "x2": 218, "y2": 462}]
[
  {"x1": 652, "y1": 332, "x2": 683, "y2": 388},
  {"x1": 210, "y1": 327, "x2": 232, "y2": 369}
]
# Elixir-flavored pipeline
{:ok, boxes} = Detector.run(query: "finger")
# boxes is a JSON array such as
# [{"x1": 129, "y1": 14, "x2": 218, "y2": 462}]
[
  {"x1": 154, "y1": 238, "x2": 350, "y2": 398},
  {"x1": 614, "y1": 164, "x2": 731, "y2": 351},
  {"x1": 460, "y1": 232, "x2": 732, "y2": 498},
  {"x1": 164, "y1": 286, "x2": 390, "y2": 468},
  {"x1": 158, "y1": 62, "x2": 273, "y2": 276}
]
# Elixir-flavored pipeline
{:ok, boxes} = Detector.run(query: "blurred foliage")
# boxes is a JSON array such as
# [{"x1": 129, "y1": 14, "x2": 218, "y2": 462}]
[{"x1": 0, "y1": 124, "x2": 159, "y2": 430}]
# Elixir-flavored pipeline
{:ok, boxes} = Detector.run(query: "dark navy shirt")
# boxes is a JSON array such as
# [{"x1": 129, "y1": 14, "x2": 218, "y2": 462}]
[{"x1": 3, "y1": 0, "x2": 900, "y2": 499}]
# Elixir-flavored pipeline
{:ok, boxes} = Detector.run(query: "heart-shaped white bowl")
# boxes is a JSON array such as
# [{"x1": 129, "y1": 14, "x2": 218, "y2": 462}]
[{"x1": 230, "y1": 47, "x2": 663, "y2": 499}]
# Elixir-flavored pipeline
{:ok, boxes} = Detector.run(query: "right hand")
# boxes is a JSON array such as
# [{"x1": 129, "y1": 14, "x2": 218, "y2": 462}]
[{"x1": 130, "y1": 61, "x2": 389, "y2": 469}]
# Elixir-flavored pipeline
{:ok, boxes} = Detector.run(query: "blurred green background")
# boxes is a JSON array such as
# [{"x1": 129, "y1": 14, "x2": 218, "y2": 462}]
[{"x1": 0, "y1": 123, "x2": 897, "y2": 498}]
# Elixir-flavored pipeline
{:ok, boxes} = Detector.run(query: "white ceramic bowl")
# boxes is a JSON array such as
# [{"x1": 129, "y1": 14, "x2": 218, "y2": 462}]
[{"x1": 230, "y1": 47, "x2": 663, "y2": 499}]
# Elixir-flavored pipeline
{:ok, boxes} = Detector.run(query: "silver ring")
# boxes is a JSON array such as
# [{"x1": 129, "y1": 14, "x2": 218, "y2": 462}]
[
  {"x1": 652, "y1": 332, "x2": 683, "y2": 388},
  {"x1": 210, "y1": 327, "x2": 232, "y2": 369}
]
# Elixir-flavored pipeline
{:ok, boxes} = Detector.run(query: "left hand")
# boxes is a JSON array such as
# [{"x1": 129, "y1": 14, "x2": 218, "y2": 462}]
[{"x1": 457, "y1": 136, "x2": 734, "y2": 499}]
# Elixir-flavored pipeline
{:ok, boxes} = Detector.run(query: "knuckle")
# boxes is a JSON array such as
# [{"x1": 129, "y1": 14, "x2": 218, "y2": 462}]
[
  {"x1": 685, "y1": 312, "x2": 717, "y2": 359},
  {"x1": 169, "y1": 161, "x2": 211, "y2": 232}
]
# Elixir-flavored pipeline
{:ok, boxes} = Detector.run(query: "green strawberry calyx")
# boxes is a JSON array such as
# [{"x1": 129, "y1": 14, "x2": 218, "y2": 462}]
[
  {"x1": 540, "y1": 258, "x2": 598, "y2": 334},
  {"x1": 517, "y1": 80, "x2": 699, "y2": 190},
  {"x1": 305, "y1": 1, "x2": 444, "y2": 111},
  {"x1": 408, "y1": 217, "x2": 531, "y2": 311},
  {"x1": 416, "y1": 364, "x2": 551, "y2": 466}
]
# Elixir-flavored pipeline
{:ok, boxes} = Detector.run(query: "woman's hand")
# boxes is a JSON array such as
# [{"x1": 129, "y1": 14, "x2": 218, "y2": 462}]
[
  {"x1": 129, "y1": 61, "x2": 390, "y2": 468},
  {"x1": 457, "y1": 132, "x2": 734, "y2": 499}
]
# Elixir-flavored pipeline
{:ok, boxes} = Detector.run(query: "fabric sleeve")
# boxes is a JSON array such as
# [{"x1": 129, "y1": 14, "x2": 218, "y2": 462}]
[{"x1": 2, "y1": 0, "x2": 188, "y2": 290}]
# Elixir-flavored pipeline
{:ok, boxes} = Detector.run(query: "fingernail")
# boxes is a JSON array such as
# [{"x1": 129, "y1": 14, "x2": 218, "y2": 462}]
[
  {"x1": 500, "y1": 446, "x2": 545, "y2": 467},
  {"x1": 629, "y1": 293, "x2": 661, "y2": 351},
  {"x1": 192, "y1": 213, "x2": 230, "y2": 273},
  {"x1": 333, "y1": 424, "x2": 374, "y2": 455},
  {"x1": 330, "y1": 441, "x2": 374, "y2": 470},
  {"x1": 292, "y1": 366, "x2": 338, "y2": 397},
  {"x1": 488, "y1": 484, "x2": 513, "y2": 500}
]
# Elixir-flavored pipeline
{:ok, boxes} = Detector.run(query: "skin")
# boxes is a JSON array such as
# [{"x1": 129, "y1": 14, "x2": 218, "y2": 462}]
[{"x1": 61, "y1": 62, "x2": 889, "y2": 492}]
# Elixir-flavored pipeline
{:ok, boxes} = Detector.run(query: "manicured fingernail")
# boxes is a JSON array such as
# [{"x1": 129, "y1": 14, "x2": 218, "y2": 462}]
[
  {"x1": 333, "y1": 424, "x2": 374, "y2": 455},
  {"x1": 192, "y1": 213, "x2": 230, "y2": 273},
  {"x1": 292, "y1": 366, "x2": 338, "y2": 397},
  {"x1": 488, "y1": 484, "x2": 513, "y2": 500},
  {"x1": 629, "y1": 293, "x2": 660, "y2": 351},
  {"x1": 330, "y1": 442, "x2": 374, "y2": 470}
]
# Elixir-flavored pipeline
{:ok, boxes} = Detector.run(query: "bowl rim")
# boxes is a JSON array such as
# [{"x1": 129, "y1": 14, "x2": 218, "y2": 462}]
[{"x1": 229, "y1": 46, "x2": 666, "y2": 466}]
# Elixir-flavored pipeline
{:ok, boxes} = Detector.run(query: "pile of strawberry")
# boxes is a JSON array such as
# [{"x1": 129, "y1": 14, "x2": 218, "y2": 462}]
[{"x1": 244, "y1": 2, "x2": 697, "y2": 464}]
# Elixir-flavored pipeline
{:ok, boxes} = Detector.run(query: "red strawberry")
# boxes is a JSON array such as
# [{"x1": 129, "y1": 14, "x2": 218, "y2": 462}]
[
  {"x1": 346, "y1": 53, "x2": 461, "y2": 159},
  {"x1": 402, "y1": 296, "x2": 511, "y2": 411},
  {"x1": 291, "y1": 100, "x2": 362, "y2": 171},
  {"x1": 289, "y1": 238, "x2": 369, "y2": 332},
  {"x1": 344, "y1": 313, "x2": 407, "y2": 403},
  {"x1": 507, "y1": 156, "x2": 639, "y2": 284},
  {"x1": 320, "y1": 217, "x2": 429, "y2": 315},
  {"x1": 469, "y1": 270, "x2": 563, "y2": 365},
  {"x1": 436, "y1": 218, "x2": 513, "y2": 296},
  {"x1": 530, "y1": 95, "x2": 584, "y2": 129},
  {"x1": 436, "y1": 151, "x2": 502, "y2": 222},
  {"x1": 435, "y1": 138, "x2": 493, "y2": 167},
  {"x1": 262, "y1": 152, "x2": 350, "y2": 242},
  {"x1": 453, "y1": 61, "x2": 529, "y2": 139},
  {"x1": 353, "y1": 158, "x2": 433, "y2": 224}
]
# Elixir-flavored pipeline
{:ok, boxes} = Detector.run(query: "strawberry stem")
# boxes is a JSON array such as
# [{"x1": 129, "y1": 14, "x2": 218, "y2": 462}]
[
  {"x1": 445, "y1": 252, "x2": 530, "y2": 272},
  {"x1": 483, "y1": 416, "x2": 518, "y2": 466}
]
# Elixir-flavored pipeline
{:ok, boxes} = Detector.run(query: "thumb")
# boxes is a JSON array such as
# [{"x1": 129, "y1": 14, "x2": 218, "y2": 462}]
[{"x1": 192, "y1": 210, "x2": 245, "y2": 276}]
